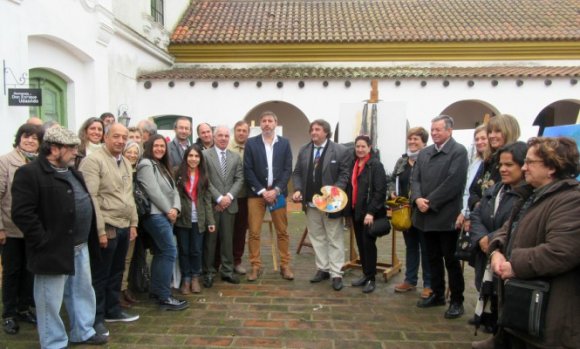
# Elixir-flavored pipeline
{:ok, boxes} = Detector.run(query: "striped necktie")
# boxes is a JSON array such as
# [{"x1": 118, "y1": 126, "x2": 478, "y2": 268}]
[{"x1": 220, "y1": 151, "x2": 227, "y2": 177}]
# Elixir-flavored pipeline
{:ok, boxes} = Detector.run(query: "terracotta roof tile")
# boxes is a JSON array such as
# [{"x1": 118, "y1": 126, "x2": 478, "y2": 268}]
[
  {"x1": 138, "y1": 66, "x2": 580, "y2": 80},
  {"x1": 171, "y1": 0, "x2": 580, "y2": 44}
]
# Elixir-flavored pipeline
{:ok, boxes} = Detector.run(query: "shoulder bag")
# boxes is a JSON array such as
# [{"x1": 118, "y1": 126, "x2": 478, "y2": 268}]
[{"x1": 365, "y1": 164, "x2": 391, "y2": 238}]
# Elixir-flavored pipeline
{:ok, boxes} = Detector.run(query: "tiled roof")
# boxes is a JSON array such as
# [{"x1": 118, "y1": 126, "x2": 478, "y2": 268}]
[
  {"x1": 171, "y1": 0, "x2": 580, "y2": 44},
  {"x1": 139, "y1": 66, "x2": 580, "y2": 80}
]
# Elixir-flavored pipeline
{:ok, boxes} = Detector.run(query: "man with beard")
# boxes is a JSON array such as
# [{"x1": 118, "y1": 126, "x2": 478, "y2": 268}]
[
  {"x1": 168, "y1": 117, "x2": 192, "y2": 168},
  {"x1": 12, "y1": 127, "x2": 107, "y2": 348}
]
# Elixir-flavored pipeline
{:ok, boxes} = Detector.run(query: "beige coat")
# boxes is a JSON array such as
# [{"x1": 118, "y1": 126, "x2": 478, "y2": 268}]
[
  {"x1": 0, "y1": 149, "x2": 27, "y2": 238},
  {"x1": 79, "y1": 146, "x2": 138, "y2": 237}
]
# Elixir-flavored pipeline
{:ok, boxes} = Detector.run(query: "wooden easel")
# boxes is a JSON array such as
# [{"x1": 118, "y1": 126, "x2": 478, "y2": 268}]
[
  {"x1": 341, "y1": 217, "x2": 402, "y2": 281},
  {"x1": 296, "y1": 228, "x2": 312, "y2": 254}
]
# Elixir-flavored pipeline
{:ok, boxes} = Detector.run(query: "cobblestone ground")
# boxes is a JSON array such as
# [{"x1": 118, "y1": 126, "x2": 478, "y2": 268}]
[{"x1": 0, "y1": 207, "x2": 487, "y2": 348}]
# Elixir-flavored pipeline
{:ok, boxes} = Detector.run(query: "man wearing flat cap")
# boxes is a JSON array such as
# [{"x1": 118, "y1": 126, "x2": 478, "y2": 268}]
[{"x1": 11, "y1": 127, "x2": 107, "y2": 348}]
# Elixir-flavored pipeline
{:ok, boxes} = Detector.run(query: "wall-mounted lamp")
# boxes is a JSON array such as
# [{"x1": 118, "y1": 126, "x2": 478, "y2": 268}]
[{"x1": 118, "y1": 104, "x2": 130, "y2": 126}]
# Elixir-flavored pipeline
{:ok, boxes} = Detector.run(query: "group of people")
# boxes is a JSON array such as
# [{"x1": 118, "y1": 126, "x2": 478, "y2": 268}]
[{"x1": 0, "y1": 111, "x2": 578, "y2": 349}]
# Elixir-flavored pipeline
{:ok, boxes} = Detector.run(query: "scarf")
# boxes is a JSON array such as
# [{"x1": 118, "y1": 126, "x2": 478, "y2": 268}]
[
  {"x1": 185, "y1": 167, "x2": 199, "y2": 204},
  {"x1": 17, "y1": 148, "x2": 38, "y2": 163},
  {"x1": 351, "y1": 153, "x2": 370, "y2": 208},
  {"x1": 406, "y1": 149, "x2": 420, "y2": 161}
]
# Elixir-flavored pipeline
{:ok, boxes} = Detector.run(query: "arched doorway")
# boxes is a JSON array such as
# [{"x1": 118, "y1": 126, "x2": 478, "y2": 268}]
[
  {"x1": 533, "y1": 99, "x2": 580, "y2": 136},
  {"x1": 440, "y1": 100, "x2": 499, "y2": 129},
  {"x1": 28, "y1": 68, "x2": 68, "y2": 127}
]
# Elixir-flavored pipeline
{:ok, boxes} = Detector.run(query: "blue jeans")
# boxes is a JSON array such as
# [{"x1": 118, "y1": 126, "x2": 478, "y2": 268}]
[
  {"x1": 91, "y1": 227, "x2": 129, "y2": 324},
  {"x1": 175, "y1": 224, "x2": 204, "y2": 281},
  {"x1": 34, "y1": 243, "x2": 96, "y2": 349},
  {"x1": 402, "y1": 227, "x2": 431, "y2": 288},
  {"x1": 141, "y1": 214, "x2": 177, "y2": 300}
]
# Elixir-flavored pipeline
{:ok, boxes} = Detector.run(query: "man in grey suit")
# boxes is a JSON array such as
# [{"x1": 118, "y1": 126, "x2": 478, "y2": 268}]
[
  {"x1": 292, "y1": 119, "x2": 351, "y2": 291},
  {"x1": 168, "y1": 117, "x2": 192, "y2": 168},
  {"x1": 202, "y1": 126, "x2": 244, "y2": 286}
]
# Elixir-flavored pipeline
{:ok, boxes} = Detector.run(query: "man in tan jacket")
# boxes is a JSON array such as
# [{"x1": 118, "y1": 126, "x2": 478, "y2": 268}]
[{"x1": 80, "y1": 123, "x2": 139, "y2": 338}]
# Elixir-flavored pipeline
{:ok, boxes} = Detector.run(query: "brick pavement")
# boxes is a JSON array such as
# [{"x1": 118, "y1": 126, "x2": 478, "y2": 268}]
[{"x1": 0, "y1": 208, "x2": 487, "y2": 348}]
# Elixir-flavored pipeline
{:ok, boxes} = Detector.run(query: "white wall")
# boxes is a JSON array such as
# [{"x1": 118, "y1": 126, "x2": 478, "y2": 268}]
[
  {"x1": 135, "y1": 75, "x2": 578, "y2": 169},
  {"x1": 0, "y1": 0, "x2": 173, "y2": 153}
]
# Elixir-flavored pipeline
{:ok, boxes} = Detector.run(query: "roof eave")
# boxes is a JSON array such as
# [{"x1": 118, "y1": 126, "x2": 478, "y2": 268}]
[{"x1": 168, "y1": 40, "x2": 580, "y2": 63}]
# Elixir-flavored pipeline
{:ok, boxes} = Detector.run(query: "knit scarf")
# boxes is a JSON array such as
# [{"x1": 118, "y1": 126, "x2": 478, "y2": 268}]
[
  {"x1": 407, "y1": 149, "x2": 420, "y2": 161},
  {"x1": 17, "y1": 148, "x2": 38, "y2": 163},
  {"x1": 185, "y1": 167, "x2": 199, "y2": 205},
  {"x1": 351, "y1": 153, "x2": 370, "y2": 208}
]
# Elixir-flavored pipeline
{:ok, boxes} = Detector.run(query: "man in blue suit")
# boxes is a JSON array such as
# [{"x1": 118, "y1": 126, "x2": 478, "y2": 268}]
[{"x1": 244, "y1": 111, "x2": 294, "y2": 282}]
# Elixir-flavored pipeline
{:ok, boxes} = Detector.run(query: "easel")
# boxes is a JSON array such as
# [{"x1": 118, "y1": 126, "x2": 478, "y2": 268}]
[
  {"x1": 295, "y1": 227, "x2": 312, "y2": 254},
  {"x1": 341, "y1": 217, "x2": 402, "y2": 281}
]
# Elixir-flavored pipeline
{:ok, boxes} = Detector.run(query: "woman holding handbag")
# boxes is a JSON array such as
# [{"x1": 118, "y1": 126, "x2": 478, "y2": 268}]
[
  {"x1": 345, "y1": 135, "x2": 387, "y2": 294},
  {"x1": 390, "y1": 127, "x2": 433, "y2": 299},
  {"x1": 469, "y1": 142, "x2": 527, "y2": 335},
  {"x1": 473, "y1": 137, "x2": 580, "y2": 349}
]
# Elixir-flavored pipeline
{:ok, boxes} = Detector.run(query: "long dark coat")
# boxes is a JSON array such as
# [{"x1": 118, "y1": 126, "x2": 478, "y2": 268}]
[
  {"x1": 489, "y1": 179, "x2": 580, "y2": 348},
  {"x1": 11, "y1": 154, "x2": 100, "y2": 275},
  {"x1": 469, "y1": 182, "x2": 522, "y2": 290},
  {"x1": 410, "y1": 137, "x2": 468, "y2": 232},
  {"x1": 344, "y1": 154, "x2": 387, "y2": 222}
]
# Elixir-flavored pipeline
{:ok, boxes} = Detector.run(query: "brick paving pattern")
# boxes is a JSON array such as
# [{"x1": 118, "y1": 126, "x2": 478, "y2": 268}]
[{"x1": 0, "y1": 208, "x2": 486, "y2": 348}]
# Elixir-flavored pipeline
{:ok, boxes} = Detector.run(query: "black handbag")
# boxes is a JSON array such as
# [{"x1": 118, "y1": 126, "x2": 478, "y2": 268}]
[
  {"x1": 365, "y1": 165, "x2": 391, "y2": 238},
  {"x1": 498, "y1": 278, "x2": 550, "y2": 338},
  {"x1": 368, "y1": 216, "x2": 391, "y2": 237},
  {"x1": 133, "y1": 180, "x2": 151, "y2": 218},
  {"x1": 454, "y1": 227, "x2": 475, "y2": 261}
]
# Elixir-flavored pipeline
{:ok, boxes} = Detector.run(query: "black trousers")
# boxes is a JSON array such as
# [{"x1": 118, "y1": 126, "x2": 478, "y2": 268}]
[
  {"x1": 353, "y1": 219, "x2": 378, "y2": 279},
  {"x1": 422, "y1": 230, "x2": 465, "y2": 304},
  {"x1": 91, "y1": 228, "x2": 130, "y2": 324},
  {"x1": 1, "y1": 237, "x2": 34, "y2": 318}
]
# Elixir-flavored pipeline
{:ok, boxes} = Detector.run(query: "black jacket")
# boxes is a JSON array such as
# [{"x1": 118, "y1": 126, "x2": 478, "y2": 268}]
[
  {"x1": 345, "y1": 154, "x2": 387, "y2": 222},
  {"x1": 469, "y1": 182, "x2": 522, "y2": 289},
  {"x1": 410, "y1": 137, "x2": 468, "y2": 232},
  {"x1": 11, "y1": 154, "x2": 100, "y2": 275}
]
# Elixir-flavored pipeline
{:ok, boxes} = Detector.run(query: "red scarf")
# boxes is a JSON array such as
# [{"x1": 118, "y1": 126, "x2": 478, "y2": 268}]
[
  {"x1": 351, "y1": 153, "x2": 370, "y2": 208},
  {"x1": 185, "y1": 167, "x2": 199, "y2": 205}
]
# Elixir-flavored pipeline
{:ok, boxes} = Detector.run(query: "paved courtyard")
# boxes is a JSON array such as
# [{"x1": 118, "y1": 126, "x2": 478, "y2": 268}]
[{"x1": 0, "y1": 208, "x2": 487, "y2": 348}]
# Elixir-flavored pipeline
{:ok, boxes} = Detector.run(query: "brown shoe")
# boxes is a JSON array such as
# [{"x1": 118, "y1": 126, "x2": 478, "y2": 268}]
[
  {"x1": 180, "y1": 281, "x2": 191, "y2": 295},
  {"x1": 247, "y1": 266, "x2": 262, "y2": 282},
  {"x1": 394, "y1": 282, "x2": 416, "y2": 293},
  {"x1": 280, "y1": 266, "x2": 294, "y2": 280},
  {"x1": 191, "y1": 277, "x2": 201, "y2": 293},
  {"x1": 421, "y1": 287, "x2": 433, "y2": 299},
  {"x1": 122, "y1": 289, "x2": 139, "y2": 304}
]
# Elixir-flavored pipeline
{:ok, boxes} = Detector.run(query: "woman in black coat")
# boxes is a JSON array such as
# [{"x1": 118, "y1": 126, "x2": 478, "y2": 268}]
[
  {"x1": 345, "y1": 135, "x2": 387, "y2": 294},
  {"x1": 469, "y1": 141, "x2": 527, "y2": 334}
]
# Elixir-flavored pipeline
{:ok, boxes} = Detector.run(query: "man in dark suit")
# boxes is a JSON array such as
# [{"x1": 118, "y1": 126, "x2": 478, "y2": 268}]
[
  {"x1": 411, "y1": 115, "x2": 468, "y2": 319},
  {"x1": 168, "y1": 117, "x2": 192, "y2": 168},
  {"x1": 244, "y1": 111, "x2": 293, "y2": 281},
  {"x1": 292, "y1": 119, "x2": 350, "y2": 291},
  {"x1": 203, "y1": 126, "x2": 244, "y2": 287}
]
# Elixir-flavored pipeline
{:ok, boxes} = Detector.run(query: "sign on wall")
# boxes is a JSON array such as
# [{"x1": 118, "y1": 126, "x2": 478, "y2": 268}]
[{"x1": 8, "y1": 88, "x2": 42, "y2": 106}]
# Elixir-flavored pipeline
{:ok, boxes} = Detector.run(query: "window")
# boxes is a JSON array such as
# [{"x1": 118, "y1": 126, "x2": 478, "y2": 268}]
[{"x1": 151, "y1": 0, "x2": 164, "y2": 25}]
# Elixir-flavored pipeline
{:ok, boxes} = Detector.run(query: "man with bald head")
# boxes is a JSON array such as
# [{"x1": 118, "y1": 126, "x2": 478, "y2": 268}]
[
  {"x1": 80, "y1": 123, "x2": 139, "y2": 337},
  {"x1": 26, "y1": 116, "x2": 43, "y2": 126},
  {"x1": 202, "y1": 126, "x2": 244, "y2": 286}
]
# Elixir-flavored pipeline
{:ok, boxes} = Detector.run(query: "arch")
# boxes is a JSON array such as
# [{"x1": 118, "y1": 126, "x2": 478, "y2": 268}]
[
  {"x1": 533, "y1": 99, "x2": 580, "y2": 136},
  {"x1": 439, "y1": 100, "x2": 500, "y2": 129},
  {"x1": 29, "y1": 34, "x2": 93, "y2": 63},
  {"x1": 29, "y1": 68, "x2": 68, "y2": 127}
]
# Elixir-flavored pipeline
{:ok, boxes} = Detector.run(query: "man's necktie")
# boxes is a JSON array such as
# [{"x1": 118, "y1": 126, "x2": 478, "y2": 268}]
[
  {"x1": 220, "y1": 151, "x2": 227, "y2": 177},
  {"x1": 313, "y1": 146, "x2": 321, "y2": 177}
]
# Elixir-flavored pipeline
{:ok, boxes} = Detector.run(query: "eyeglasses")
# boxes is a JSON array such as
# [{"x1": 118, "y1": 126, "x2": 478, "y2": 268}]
[{"x1": 524, "y1": 158, "x2": 543, "y2": 165}]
